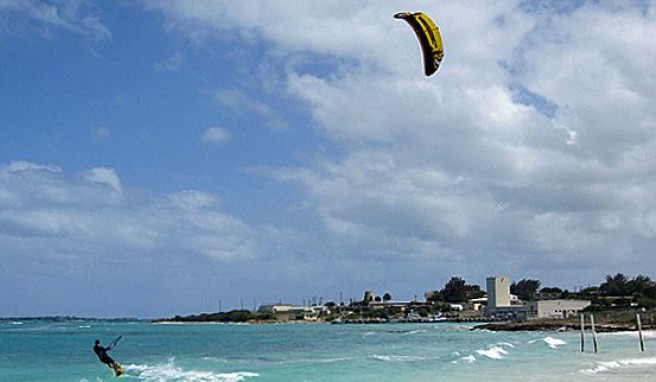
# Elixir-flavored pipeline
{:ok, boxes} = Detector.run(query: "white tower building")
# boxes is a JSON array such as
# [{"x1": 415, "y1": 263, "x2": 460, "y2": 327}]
[{"x1": 486, "y1": 276, "x2": 511, "y2": 308}]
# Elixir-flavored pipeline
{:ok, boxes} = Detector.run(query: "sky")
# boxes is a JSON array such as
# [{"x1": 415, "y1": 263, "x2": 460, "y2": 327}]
[{"x1": 1, "y1": 0, "x2": 655, "y2": 318}]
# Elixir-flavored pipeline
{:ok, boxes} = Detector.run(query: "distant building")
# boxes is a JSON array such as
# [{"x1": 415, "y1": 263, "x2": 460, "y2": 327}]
[
  {"x1": 466, "y1": 297, "x2": 488, "y2": 311},
  {"x1": 534, "y1": 291, "x2": 562, "y2": 300},
  {"x1": 484, "y1": 275, "x2": 590, "y2": 319},
  {"x1": 258, "y1": 304, "x2": 296, "y2": 313},
  {"x1": 527, "y1": 300, "x2": 591, "y2": 319},
  {"x1": 486, "y1": 276, "x2": 511, "y2": 308},
  {"x1": 258, "y1": 304, "x2": 323, "y2": 320},
  {"x1": 362, "y1": 291, "x2": 377, "y2": 304}
]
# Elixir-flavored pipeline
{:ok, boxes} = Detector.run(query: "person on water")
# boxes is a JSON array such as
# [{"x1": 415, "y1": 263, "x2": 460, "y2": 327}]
[{"x1": 93, "y1": 339, "x2": 119, "y2": 371}]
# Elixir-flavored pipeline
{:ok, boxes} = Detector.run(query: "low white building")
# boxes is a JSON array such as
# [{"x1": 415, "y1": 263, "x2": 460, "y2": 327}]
[
  {"x1": 257, "y1": 304, "x2": 323, "y2": 320},
  {"x1": 527, "y1": 299, "x2": 591, "y2": 319},
  {"x1": 484, "y1": 275, "x2": 590, "y2": 319},
  {"x1": 258, "y1": 304, "x2": 296, "y2": 313},
  {"x1": 486, "y1": 299, "x2": 591, "y2": 320}
]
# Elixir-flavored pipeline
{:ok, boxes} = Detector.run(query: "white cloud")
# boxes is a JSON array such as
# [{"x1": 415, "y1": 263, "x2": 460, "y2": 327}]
[
  {"x1": 1, "y1": 160, "x2": 62, "y2": 174},
  {"x1": 0, "y1": 0, "x2": 111, "y2": 41},
  {"x1": 201, "y1": 126, "x2": 232, "y2": 144},
  {"x1": 214, "y1": 88, "x2": 271, "y2": 116},
  {"x1": 0, "y1": 161, "x2": 256, "y2": 262},
  {"x1": 82, "y1": 167, "x2": 122, "y2": 193}
]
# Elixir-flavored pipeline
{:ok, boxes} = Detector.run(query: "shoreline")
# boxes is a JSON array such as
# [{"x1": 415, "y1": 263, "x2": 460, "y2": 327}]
[
  {"x1": 474, "y1": 320, "x2": 655, "y2": 332},
  {"x1": 4, "y1": 316, "x2": 655, "y2": 334}
]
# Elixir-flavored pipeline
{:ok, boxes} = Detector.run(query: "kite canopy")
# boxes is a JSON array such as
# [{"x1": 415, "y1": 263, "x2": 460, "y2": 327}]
[{"x1": 394, "y1": 12, "x2": 444, "y2": 76}]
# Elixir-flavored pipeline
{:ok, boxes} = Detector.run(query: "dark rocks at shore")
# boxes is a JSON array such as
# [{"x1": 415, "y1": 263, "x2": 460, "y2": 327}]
[{"x1": 473, "y1": 321, "x2": 642, "y2": 332}]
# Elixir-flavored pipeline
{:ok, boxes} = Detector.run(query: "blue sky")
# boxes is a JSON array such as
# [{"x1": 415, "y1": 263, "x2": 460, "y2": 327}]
[{"x1": 1, "y1": 0, "x2": 655, "y2": 318}]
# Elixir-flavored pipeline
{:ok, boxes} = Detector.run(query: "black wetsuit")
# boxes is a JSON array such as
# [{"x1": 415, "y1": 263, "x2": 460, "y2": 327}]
[{"x1": 93, "y1": 343, "x2": 116, "y2": 368}]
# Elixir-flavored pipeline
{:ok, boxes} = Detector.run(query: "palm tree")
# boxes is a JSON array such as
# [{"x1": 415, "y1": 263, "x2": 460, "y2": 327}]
[{"x1": 600, "y1": 273, "x2": 629, "y2": 296}]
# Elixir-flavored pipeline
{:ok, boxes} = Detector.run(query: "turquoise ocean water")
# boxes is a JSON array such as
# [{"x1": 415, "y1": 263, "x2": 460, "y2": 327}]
[{"x1": 1, "y1": 319, "x2": 655, "y2": 381}]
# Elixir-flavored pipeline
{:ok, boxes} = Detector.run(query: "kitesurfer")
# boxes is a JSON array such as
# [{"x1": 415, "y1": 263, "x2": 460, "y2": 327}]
[{"x1": 93, "y1": 338, "x2": 120, "y2": 372}]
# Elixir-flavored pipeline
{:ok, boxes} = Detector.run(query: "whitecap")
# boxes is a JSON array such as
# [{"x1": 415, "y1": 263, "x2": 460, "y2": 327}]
[
  {"x1": 371, "y1": 354, "x2": 426, "y2": 363},
  {"x1": 544, "y1": 336, "x2": 566, "y2": 349},
  {"x1": 403, "y1": 329, "x2": 425, "y2": 335},
  {"x1": 580, "y1": 357, "x2": 656, "y2": 375},
  {"x1": 458, "y1": 355, "x2": 476, "y2": 364},
  {"x1": 619, "y1": 358, "x2": 656, "y2": 367},
  {"x1": 580, "y1": 361, "x2": 621, "y2": 375},
  {"x1": 607, "y1": 329, "x2": 656, "y2": 340},
  {"x1": 475, "y1": 346, "x2": 509, "y2": 360},
  {"x1": 125, "y1": 358, "x2": 259, "y2": 382}
]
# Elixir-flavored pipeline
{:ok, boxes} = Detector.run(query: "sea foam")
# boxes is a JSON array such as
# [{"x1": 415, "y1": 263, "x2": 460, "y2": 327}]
[
  {"x1": 125, "y1": 358, "x2": 259, "y2": 382},
  {"x1": 371, "y1": 354, "x2": 426, "y2": 363},
  {"x1": 529, "y1": 336, "x2": 567, "y2": 349},
  {"x1": 580, "y1": 357, "x2": 656, "y2": 375},
  {"x1": 475, "y1": 345, "x2": 509, "y2": 360},
  {"x1": 544, "y1": 336, "x2": 566, "y2": 349},
  {"x1": 457, "y1": 355, "x2": 477, "y2": 364}
]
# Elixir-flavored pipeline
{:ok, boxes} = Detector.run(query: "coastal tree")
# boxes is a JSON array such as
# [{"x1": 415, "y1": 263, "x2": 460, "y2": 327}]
[
  {"x1": 441, "y1": 277, "x2": 467, "y2": 302},
  {"x1": 628, "y1": 275, "x2": 656, "y2": 299},
  {"x1": 510, "y1": 279, "x2": 541, "y2": 301},
  {"x1": 538, "y1": 287, "x2": 563, "y2": 299},
  {"x1": 626, "y1": 275, "x2": 656, "y2": 307},
  {"x1": 599, "y1": 273, "x2": 630, "y2": 296},
  {"x1": 539, "y1": 287, "x2": 563, "y2": 294},
  {"x1": 437, "y1": 277, "x2": 484, "y2": 303},
  {"x1": 464, "y1": 284, "x2": 485, "y2": 300},
  {"x1": 579, "y1": 286, "x2": 600, "y2": 298},
  {"x1": 383, "y1": 292, "x2": 392, "y2": 302},
  {"x1": 425, "y1": 291, "x2": 443, "y2": 303}
]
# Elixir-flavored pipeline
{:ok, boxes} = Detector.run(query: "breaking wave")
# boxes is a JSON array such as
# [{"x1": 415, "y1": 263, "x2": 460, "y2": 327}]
[
  {"x1": 580, "y1": 357, "x2": 656, "y2": 375},
  {"x1": 528, "y1": 336, "x2": 567, "y2": 349},
  {"x1": 475, "y1": 342, "x2": 514, "y2": 360},
  {"x1": 371, "y1": 354, "x2": 427, "y2": 363},
  {"x1": 125, "y1": 358, "x2": 259, "y2": 382}
]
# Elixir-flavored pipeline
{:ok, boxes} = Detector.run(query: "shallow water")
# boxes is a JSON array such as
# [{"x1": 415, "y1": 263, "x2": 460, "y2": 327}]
[{"x1": 1, "y1": 319, "x2": 654, "y2": 381}]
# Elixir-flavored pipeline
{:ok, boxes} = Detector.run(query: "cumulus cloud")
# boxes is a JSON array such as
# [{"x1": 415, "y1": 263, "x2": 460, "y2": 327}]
[
  {"x1": 0, "y1": 161, "x2": 257, "y2": 263},
  {"x1": 0, "y1": 161, "x2": 272, "y2": 315}
]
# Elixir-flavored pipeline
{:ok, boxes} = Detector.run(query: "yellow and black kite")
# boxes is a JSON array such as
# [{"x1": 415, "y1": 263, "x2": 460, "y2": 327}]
[{"x1": 394, "y1": 12, "x2": 444, "y2": 76}]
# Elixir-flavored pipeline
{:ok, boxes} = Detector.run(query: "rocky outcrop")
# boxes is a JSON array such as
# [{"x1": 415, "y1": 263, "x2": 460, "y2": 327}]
[{"x1": 474, "y1": 320, "x2": 639, "y2": 332}]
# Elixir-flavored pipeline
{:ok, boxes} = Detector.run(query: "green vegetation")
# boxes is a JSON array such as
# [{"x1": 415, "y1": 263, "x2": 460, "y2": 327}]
[
  {"x1": 425, "y1": 276, "x2": 485, "y2": 304},
  {"x1": 165, "y1": 310, "x2": 285, "y2": 323},
  {"x1": 511, "y1": 279, "x2": 541, "y2": 301}
]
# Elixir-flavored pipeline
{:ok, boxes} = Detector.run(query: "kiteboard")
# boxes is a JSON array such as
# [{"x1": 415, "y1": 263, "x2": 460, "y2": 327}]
[{"x1": 113, "y1": 362, "x2": 125, "y2": 377}]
